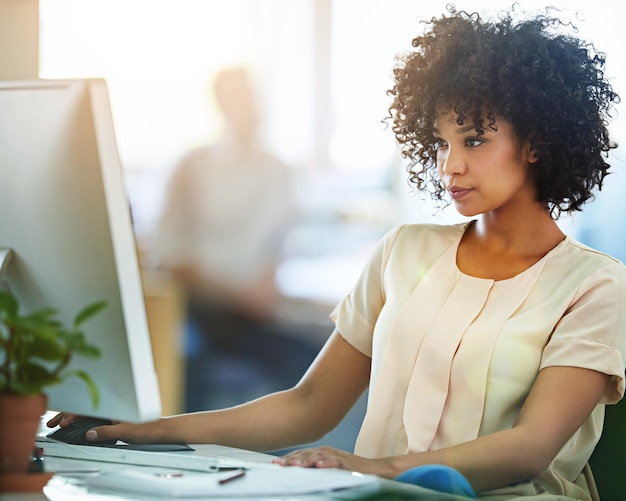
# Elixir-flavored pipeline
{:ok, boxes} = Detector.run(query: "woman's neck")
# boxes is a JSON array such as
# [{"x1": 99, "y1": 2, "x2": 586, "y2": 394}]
[{"x1": 457, "y1": 210, "x2": 565, "y2": 281}]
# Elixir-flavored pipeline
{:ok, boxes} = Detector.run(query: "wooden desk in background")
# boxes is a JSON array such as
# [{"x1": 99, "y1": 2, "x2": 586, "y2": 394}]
[{"x1": 142, "y1": 269, "x2": 185, "y2": 416}]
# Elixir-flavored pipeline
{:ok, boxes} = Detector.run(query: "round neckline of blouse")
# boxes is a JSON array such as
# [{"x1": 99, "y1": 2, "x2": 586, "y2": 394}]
[{"x1": 452, "y1": 227, "x2": 570, "y2": 284}]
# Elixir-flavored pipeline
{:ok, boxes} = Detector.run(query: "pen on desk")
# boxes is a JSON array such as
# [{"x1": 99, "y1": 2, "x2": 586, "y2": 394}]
[{"x1": 218, "y1": 469, "x2": 246, "y2": 485}]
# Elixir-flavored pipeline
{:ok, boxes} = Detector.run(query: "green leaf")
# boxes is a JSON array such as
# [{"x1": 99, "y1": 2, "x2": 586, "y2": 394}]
[
  {"x1": 64, "y1": 332, "x2": 87, "y2": 351},
  {"x1": 74, "y1": 301, "x2": 108, "y2": 329},
  {"x1": 7, "y1": 381, "x2": 48, "y2": 395},
  {"x1": 0, "y1": 291, "x2": 105, "y2": 402},
  {"x1": 62, "y1": 369, "x2": 100, "y2": 409},
  {"x1": 10, "y1": 323, "x2": 66, "y2": 362},
  {"x1": 61, "y1": 330, "x2": 101, "y2": 358},
  {"x1": 9, "y1": 317, "x2": 58, "y2": 335},
  {"x1": 27, "y1": 335, "x2": 66, "y2": 361},
  {"x1": 13, "y1": 362, "x2": 56, "y2": 394},
  {"x1": 0, "y1": 291, "x2": 18, "y2": 318},
  {"x1": 24, "y1": 308, "x2": 59, "y2": 322},
  {"x1": 73, "y1": 344, "x2": 101, "y2": 358}
]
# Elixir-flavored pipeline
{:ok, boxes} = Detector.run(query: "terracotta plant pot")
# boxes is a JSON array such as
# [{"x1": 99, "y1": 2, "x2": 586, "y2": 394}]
[{"x1": 0, "y1": 393, "x2": 47, "y2": 474}]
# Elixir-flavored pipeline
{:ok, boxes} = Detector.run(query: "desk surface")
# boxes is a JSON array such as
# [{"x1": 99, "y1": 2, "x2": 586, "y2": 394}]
[{"x1": 0, "y1": 443, "x2": 466, "y2": 500}]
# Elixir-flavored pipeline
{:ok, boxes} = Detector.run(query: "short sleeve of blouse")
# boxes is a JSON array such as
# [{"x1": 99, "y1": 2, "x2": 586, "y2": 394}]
[
  {"x1": 540, "y1": 260, "x2": 626, "y2": 404},
  {"x1": 330, "y1": 226, "x2": 405, "y2": 357}
]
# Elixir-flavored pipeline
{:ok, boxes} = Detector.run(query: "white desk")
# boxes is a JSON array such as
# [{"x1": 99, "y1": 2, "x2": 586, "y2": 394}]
[{"x1": 0, "y1": 443, "x2": 466, "y2": 500}]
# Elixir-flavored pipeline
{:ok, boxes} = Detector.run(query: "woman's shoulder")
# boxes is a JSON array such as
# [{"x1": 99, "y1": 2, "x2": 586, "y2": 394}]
[
  {"x1": 548, "y1": 237, "x2": 626, "y2": 294},
  {"x1": 377, "y1": 222, "x2": 467, "y2": 264},
  {"x1": 557, "y1": 236, "x2": 625, "y2": 271}
]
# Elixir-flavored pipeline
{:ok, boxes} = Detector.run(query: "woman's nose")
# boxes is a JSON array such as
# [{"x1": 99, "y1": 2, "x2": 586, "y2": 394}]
[{"x1": 439, "y1": 147, "x2": 465, "y2": 176}]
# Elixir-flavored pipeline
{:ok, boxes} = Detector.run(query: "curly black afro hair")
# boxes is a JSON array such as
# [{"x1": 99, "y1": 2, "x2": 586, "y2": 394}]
[{"x1": 387, "y1": 5, "x2": 620, "y2": 216}]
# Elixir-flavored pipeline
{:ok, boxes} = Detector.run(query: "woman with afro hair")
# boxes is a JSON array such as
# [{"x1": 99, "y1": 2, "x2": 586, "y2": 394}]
[{"x1": 49, "y1": 6, "x2": 626, "y2": 499}]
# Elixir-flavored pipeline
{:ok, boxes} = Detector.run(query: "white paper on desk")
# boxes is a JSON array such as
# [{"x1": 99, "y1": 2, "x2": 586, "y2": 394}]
[{"x1": 85, "y1": 466, "x2": 378, "y2": 497}]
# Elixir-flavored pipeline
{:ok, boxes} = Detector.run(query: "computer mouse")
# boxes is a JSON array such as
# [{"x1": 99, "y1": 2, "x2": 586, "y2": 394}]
[{"x1": 47, "y1": 417, "x2": 117, "y2": 446}]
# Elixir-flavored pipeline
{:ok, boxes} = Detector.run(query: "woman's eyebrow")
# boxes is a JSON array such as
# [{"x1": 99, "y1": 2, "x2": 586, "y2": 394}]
[{"x1": 432, "y1": 124, "x2": 480, "y2": 135}]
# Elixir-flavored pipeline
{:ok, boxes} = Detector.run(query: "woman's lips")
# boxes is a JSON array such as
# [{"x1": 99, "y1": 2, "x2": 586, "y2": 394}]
[{"x1": 448, "y1": 186, "x2": 472, "y2": 200}]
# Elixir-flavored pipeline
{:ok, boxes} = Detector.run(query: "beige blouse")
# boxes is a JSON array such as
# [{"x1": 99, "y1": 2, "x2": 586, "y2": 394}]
[{"x1": 332, "y1": 223, "x2": 626, "y2": 499}]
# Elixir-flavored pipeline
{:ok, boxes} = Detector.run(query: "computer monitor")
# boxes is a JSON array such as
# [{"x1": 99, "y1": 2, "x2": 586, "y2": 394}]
[{"x1": 0, "y1": 79, "x2": 162, "y2": 423}]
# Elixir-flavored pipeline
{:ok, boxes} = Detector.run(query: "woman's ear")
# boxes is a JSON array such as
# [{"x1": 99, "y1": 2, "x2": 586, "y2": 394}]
[{"x1": 524, "y1": 139, "x2": 539, "y2": 164}]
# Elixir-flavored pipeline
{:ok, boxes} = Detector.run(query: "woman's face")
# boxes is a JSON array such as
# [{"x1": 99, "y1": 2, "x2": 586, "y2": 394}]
[{"x1": 433, "y1": 112, "x2": 538, "y2": 217}]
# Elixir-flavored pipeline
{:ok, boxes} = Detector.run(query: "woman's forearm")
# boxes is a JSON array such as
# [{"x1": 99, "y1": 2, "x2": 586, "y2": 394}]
[
  {"x1": 155, "y1": 387, "x2": 333, "y2": 452},
  {"x1": 383, "y1": 427, "x2": 547, "y2": 493}
]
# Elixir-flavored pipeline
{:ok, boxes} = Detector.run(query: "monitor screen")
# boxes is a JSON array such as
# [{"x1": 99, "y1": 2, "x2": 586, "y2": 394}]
[{"x1": 0, "y1": 79, "x2": 161, "y2": 422}]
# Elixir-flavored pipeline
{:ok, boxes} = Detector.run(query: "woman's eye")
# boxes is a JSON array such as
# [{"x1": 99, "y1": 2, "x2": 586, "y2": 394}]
[
  {"x1": 466, "y1": 137, "x2": 484, "y2": 148},
  {"x1": 433, "y1": 139, "x2": 448, "y2": 150}
]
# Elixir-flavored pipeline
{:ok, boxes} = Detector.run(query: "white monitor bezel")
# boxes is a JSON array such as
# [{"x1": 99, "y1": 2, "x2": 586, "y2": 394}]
[{"x1": 0, "y1": 79, "x2": 161, "y2": 422}]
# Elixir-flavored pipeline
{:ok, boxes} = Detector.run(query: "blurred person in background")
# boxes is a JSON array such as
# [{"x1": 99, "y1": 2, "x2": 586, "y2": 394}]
[{"x1": 150, "y1": 67, "x2": 314, "y2": 412}]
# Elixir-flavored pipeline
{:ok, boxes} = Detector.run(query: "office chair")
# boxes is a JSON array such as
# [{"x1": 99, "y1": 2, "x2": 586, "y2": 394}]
[{"x1": 589, "y1": 397, "x2": 626, "y2": 501}]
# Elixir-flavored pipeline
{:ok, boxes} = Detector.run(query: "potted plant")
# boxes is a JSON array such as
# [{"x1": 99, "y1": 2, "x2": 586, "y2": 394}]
[{"x1": 0, "y1": 290, "x2": 106, "y2": 476}]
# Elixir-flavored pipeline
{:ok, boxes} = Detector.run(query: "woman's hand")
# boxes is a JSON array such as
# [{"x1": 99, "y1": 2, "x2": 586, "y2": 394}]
[
  {"x1": 46, "y1": 412, "x2": 103, "y2": 428},
  {"x1": 273, "y1": 446, "x2": 396, "y2": 478},
  {"x1": 46, "y1": 412, "x2": 157, "y2": 444}
]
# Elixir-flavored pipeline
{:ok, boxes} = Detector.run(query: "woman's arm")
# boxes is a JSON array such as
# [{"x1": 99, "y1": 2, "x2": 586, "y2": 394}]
[
  {"x1": 49, "y1": 331, "x2": 371, "y2": 452},
  {"x1": 276, "y1": 365, "x2": 610, "y2": 493}
]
